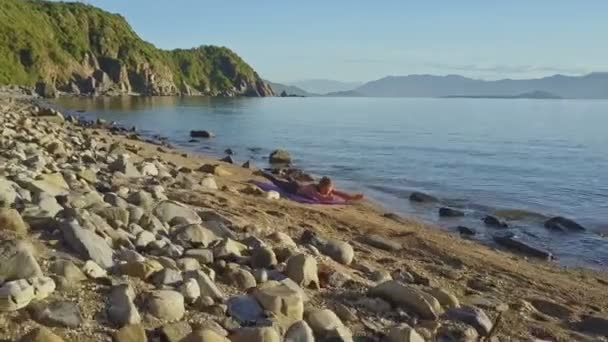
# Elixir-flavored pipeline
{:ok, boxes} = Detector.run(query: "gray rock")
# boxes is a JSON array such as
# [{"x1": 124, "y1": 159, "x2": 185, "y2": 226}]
[
  {"x1": 177, "y1": 257, "x2": 202, "y2": 271},
  {"x1": 439, "y1": 207, "x2": 465, "y2": 217},
  {"x1": 321, "y1": 240, "x2": 354, "y2": 265},
  {"x1": 182, "y1": 329, "x2": 229, "y2": 342},
  {"x1": 179, "y1": 278, "x2": 200, "y2": 304},
  {"x1": 250, "y1": 246, "x2": 278, "y2": 269},
  {"x1": 369, "y1": 280, "x2": 440, "y2": 320},
  {"x1": 109, "y1": 156, "x2": 141, "y2": 178},
  {"x1": 0, "y1": 208, "x2": 28, "y2": 234},
  {"x1": 127, "y1": 190, "x2": 155, "y2": 211},
  {"x1": 184, "y1": 270, "x2": 224, "y2": 300},
  {"x1": 230, "y1": 327, "x2": 280, "y2": 342},
  {"x1": 59, "y1": 219, "x2": 114, "y2": 268},
  {"x1": 153, "y1": 200, "x2": 201, "y2": 225},
  {"x1": 285, "y1": 254, "x2": 319, "y2": 289},
  {"x1": 113, "y1": 324, "x2": 147, "y2": 342},
  {"x1": 442, "y1": 306, "x2": 493, "y2": 336},
  {"x1": 409, "y1": 191, "x2": 438, "y2": 203},
  {"x1": 334, "y1": 303, "x2": 358, "y2": 322},
  {"x1": 269, "y1": 149, "x2": 291, "y2": 164},
  {"x1": 0, "y1": 240, "x2": 42, "y2": 282},
  {"x1": 160, "y1": 321, "x2": 192, "y2": 342},
  {"x1": 152, "y1": 268, "x2": 183, "y2": 287},
  {"x1": 573, "y1": 315, "x2": 608, "y2": 336},
  {"x1": 284, "y1": 320, "x2": 315, "y2": 342},
  {"x1": 50, "y1": 260, "x2": 87, "y2": 283},
  {"x1": 0, "y1": 178, "x2": 18, "y2": 208},
  {"x1": 436, "y1": 320, "x2": 479, "y2": 342},
  {"x1": 360, "y1": 234, "x2": 402, "y2": 251},
  {"x1": 386, "y1": 324, "x2": 425, "y2": 342},
  {"x1": 107, "y1": 284, "x2": 141, "y2": 327},
  {"x1": 305, "y1": 308, "x2": 353, "y2": 341},
  {"x1": 173, "y1": 224, "x2": 220, "y2": 248},
  {"x1": 30, "y1": 300, "x2": 83, "y2": 328},
  {"x1": 0, "y1": 279, "x2": 36, "y2": 311},
  {"x1": 253, "y1": 281, "x2": 304, "y2": 328},
  {"x1": 26, "y1": 173, "x2": 70, "y2": 196},
  {"x1": 144, "y1": 290, "x2": 185, "y2": 321},
  {"x1": 183, "y1": 249, "x2": 214, "y2": 265},
  {"x1": 224, "y1": 267, "x2": 257, "y2": 290},
  {"x1": 544, "y1": 216, "x2": 586, "y2": 231},
  {"x1": 227, "y1": 295, "x2": 265, "y2": 323}
]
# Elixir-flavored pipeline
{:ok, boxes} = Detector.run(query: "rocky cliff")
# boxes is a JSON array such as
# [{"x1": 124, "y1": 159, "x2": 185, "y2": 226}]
[{"x1": 0, "y1": 0, "x2": 273, "y2": 97}]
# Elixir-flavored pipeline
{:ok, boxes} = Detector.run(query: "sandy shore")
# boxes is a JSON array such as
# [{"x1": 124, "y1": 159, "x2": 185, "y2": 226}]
[{"x1": 0, "y1": 89, "x2": 606, "y2": 341}]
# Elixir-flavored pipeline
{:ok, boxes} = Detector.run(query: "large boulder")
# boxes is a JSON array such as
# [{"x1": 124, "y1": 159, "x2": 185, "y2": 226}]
[
  {"x1": 285, "y1": 254, "x2": 319, "y2": 289},
  {"x1": 305, "y1": 308, "x2": 353, "y2": 341},
  {"x1": 107, "y1": 284, "x2": 141, "y2": 327},
  {"x1": 113, "y1": 324, "x2": 147, "y2": 342},
  {"x1": 144, "y1": 290, "x2": 185, "y2": 321},
  {"x1": 360, "y1": 234, "x2": 402, "y2": 251},
  {"x1": 0, "y1": 240, "x2": 42, "y2": 282},
  {"x1": 153, "y1": 200, "x2": 201, "y2": 225},
  {"x1": 26, "y1": 173, "x2": 70, "y2": 196},
  {"x1": 0, "y1": 179, "x2": 18, "y2": 208},
  {"x1": 442, "y1": 306, "x2": 493, "y2": 337},
  {"x1": 253, "y1": 281, "x2": 304, "y2": 328},
  {"x1": 35, "y1": 81, "x2": 58, "y2": 98},
  {"x1": 190, "y1": 130, "x2": 215, "y2": 138},
  {"x1": 544, "y1": 216, "x2": 586, "y2": 231},
  {"x1": 409, "y1": 191, "x2": 438, "y2": 203},
  {"x1": 172, "y1": 224, "x2": 220, "y2": 248},
  {"x1": 0, "y1": 208, "x2": 28, "y2": 234},
  {"x1": 59, "y1": 220, "x2": 115, "y2": 268},
  {"x1": 229, "y1": 327, "x2": 280, "y2": 342},
  {"x1": 227, "y1": 295, "x2": 265, "y2": 324},
  {"x1": 321, "y1": 240, "x2": 354, "y2": 265},
  {"x1": 269, "y1": 149, "x2": 291, "y2": 164},
  {"x1": 369, "y1": 281, "x2": 440, "y2": 320},
  {"x1": 29, "y1": 300, "x2": 84, "y2": 328},
  {"x1": 284, "y1": 320, "x2": 315, "y2": 342}
]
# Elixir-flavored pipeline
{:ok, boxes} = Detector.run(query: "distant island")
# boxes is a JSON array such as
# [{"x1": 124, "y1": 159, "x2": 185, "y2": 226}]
[
  {"x1": 442, "y1": 90, "x2": 562, "y2": 99},
  {"x1": 269, "y1": 73, "x2": 608, "y2": 99}
]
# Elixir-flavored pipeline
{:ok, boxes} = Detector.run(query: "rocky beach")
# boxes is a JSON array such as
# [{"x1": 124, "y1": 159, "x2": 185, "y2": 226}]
[{"x1": 0, "y1": 87, "x2": 606, "y2": 342}]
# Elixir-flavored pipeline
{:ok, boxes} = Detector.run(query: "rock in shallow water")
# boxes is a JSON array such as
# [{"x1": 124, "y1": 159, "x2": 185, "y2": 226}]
[
  {"x1": 439, "y1": 207, "x2": 465, "y2": 217},
  {"x1": 544, "y1": 216, "x2": 586, "y2": 231},
  {"x1": 409, "y1": 191, "x2": 438, "y2": 203}
]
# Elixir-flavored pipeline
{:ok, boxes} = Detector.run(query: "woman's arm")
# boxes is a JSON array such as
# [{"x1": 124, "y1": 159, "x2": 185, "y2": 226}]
[{"x1": 332, "y1": 189, "x2": 364, "y2": 201}]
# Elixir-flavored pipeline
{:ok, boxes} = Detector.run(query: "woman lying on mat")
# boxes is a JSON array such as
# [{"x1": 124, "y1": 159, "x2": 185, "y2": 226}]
[{"x1": 262, "y1": 172, "x2": 364, "y2": 202}]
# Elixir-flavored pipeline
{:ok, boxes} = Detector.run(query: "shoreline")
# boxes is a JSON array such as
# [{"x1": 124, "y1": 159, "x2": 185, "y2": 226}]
[
  {"x1": 52, "y1": 95, "x2": 608, "y2": 271},
  {"x1": 0, "y1": 90, "x2": 607, "y2": 340}
]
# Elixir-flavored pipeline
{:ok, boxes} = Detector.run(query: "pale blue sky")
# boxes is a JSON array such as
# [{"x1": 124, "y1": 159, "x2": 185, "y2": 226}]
[{"x1": 72, "y1": 0, "x2": 607, "y2": 82}]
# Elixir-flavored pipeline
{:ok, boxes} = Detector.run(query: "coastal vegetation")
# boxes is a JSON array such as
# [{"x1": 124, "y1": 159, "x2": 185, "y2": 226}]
[{"x1": 0, "y1": 0, "x2": 272, "y2": 96}]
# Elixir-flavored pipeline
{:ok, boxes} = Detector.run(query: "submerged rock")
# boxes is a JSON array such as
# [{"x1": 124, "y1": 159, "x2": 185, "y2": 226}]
[
  {"x1": 493, "y1": 233, "x2": 553, "y2": 260},
  {"x1": 190, "y1": 130, "x2": 214, "y2": 138},
  {"x1": 483, "y1": 215, "x2": 508, "y2": 228},
  {"x1": 269, "y1": 149, "x2": 291, "y2": 164},
  {"x1": 544, "y1": 216, "x2": 586, "y2": 231},
  {"x1": 409, "y1": 191, "x2": 438, "y2": 203},
  {"x1": 439, "y1": 207, "x2": 465, "y2": 217}
]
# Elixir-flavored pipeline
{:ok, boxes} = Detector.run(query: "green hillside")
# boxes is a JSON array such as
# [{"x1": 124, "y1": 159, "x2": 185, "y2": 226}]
[{"x1": 0, "y1": 0, "x2": 273, "y2": 97}]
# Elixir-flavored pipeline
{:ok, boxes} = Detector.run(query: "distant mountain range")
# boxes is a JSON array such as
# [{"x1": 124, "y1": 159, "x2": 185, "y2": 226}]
[
  {"x1": 264, "y1": 81, "x2": 317, "y2": 97},
  {"x1": 269, "y1": 73, "x2": 608, "y2": 99},
  {"x1": 287, "y1": 79, "x2": 363, "y2": 94},
  {"x1": 353, "y1": 73, "x2": 608, "y2": 99}
]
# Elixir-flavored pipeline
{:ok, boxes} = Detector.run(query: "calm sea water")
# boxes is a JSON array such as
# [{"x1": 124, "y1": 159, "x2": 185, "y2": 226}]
[{"x1": 55, "y1": 96, "x2": 608, "y2": 269}]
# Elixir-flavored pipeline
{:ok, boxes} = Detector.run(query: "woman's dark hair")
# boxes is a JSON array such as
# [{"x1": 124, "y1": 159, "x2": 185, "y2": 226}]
[{"x1": 319, "y1": 176, "x2": 332, "y2": 187}]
